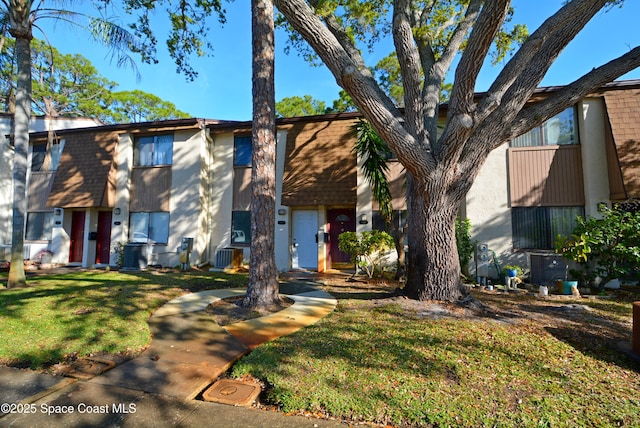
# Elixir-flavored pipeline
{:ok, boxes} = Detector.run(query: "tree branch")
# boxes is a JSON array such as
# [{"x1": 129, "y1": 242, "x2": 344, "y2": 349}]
[
  {"x1": 308, "y1": 0, "x2": 369, "y2": 75},
  {"x1": 274, "y1": 0, "x2": 431, "y2": 177},
  {"x1": 448, "y1": 0, "x2": 508, "y2": 113},
  {"x1": 436, "y1": 0, "x2": 499, "y2": 163},
  {"x1": 476, "y1": 0, "x2": 612, "y2": 124},
  {"x1": 508, "y1": 45, "x2": 640, "y2": 142},
  {"x1": 393, "y1": 0, "x2": 424, "y2": 136}
]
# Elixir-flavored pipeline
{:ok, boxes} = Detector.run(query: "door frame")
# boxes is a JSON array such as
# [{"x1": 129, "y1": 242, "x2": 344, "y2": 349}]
[
  {"x1": 95, "y1": 211, "x2": 113, "y2": 265},
  {"x1": 327, "y1": 208, "x2": 356, "y2": 267},
  {"x1": 69, "y1": 211, "x2": 86, "y2": 264}
]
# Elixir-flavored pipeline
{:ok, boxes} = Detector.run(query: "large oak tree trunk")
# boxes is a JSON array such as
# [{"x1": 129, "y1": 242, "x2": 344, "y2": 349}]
[
  {"x1": 403, "y1": 173, "x2": 468, "y2": 301},
  {"x1": 242, "y1": 0, "x2": 280, "y2": 309}
]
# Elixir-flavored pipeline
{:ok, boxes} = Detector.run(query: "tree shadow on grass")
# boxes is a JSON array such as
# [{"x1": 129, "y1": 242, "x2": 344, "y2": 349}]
[{"x1": 0, "y1": 269, "x2": 249, "y2": 369}]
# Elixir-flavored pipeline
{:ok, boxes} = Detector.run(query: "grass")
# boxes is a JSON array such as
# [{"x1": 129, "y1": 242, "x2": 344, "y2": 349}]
[
  {"x1": 232, "y1": 283, "x2": 640, "y2": 427},
  {"x1": 0, "y1": 269, "x2": 247, "y2": 368},
  {"x1": 2, "y1": 269, "x2": 639, "y2": 426}
]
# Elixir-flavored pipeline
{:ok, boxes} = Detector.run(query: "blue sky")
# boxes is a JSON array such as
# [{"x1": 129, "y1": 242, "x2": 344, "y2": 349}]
[{"x1": 37, "y1": 1, "x2": 640, "y2": 121}]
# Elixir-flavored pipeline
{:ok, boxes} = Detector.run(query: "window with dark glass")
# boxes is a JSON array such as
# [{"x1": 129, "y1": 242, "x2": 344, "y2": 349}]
[
  {"x1": 31, "y1": 145, "x2": 46, "y2": 171},
  {"x1": 512, "y1": 206, "x2": 584, "y2": 250},
  {"x1": 372, "y1": 210, "x2": 407, "y2": 233},
  {"x1": 234, "y1": 135, "x2": 252, "y2": 166},
  {"x1": 26, "y1": 212, "x2": 53, "y2": 241},
  {"x1": 511, "y1": 107, "x2": 578, "y2": 147},
  {"x1": 231, "y1": 211, "x2": 251, "y2": 244},
  {"x1": 134, "y1": 135, "x2": 173, "y2": 166},
  {"x1": 31, "y1": 139, "x2": 65, "y2": 172},
  {"x1": 129, "y1": 212, "x2": 170, "y2": 243}
]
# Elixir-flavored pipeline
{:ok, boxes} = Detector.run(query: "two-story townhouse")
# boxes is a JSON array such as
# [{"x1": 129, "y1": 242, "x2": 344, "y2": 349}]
[
  {"x1": 20, "y1": 118, "x2": 232, "y2": 268},
  {"x1": 0, "y1": 114, "x2": 101, "y2": 260},
  {"x1": 466, "y1": 80, "x2": 640, "y2": 283},
  {"x1": 7, "y1": 80, "x2": 640, "y2": 283}
]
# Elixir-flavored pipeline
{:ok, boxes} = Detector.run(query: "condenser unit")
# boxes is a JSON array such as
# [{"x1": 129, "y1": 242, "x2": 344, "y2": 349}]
[
  {"x1": 122, "y1": 243, "x2": 148, "y2": 270},
  {"x1": 214, "y1": 248, "x2": 243, "y2": 269},
  {"x1": 529, "y1": 253, "x2": 567, "y2": 286}
]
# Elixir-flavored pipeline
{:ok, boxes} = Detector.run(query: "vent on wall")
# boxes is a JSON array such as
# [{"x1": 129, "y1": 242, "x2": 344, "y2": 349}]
[{"x1": 215, "y1": 248, "x2": 243, "y2": 269}]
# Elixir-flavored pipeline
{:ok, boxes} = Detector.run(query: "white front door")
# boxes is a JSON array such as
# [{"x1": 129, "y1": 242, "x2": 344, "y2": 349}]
[{"x1": 292, "y1": 210, "x2": 318, "y2": 269}]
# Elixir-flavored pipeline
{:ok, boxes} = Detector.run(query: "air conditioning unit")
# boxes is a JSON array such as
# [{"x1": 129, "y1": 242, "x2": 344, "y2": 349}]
[
  {"x1": 530, "y1": 253, "x2": 567, "y2": 286},
  {"x1": 0, "y1": 245, "x2": 10, "y2": 261},
  {"x1": 0, "y1": 245, "x2": 31, "y2": 261},
  {"x1": 122, "y1": 243, "x2": 148, "y2": 270},
  {"x1": 214, "y1": 248, "x2": 243, "y2": 269}
]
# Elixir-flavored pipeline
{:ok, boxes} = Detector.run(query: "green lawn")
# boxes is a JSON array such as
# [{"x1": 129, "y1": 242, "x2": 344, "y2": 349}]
[
  {"x1": 232, "y1": 284, "x2": 640, "y2": 427},
  {"x1": 2, "y1": 270, "x2": 639, "y2": 426},
  {"x1": 0, "y1": 269, "x2": 247, "y2": 368}
]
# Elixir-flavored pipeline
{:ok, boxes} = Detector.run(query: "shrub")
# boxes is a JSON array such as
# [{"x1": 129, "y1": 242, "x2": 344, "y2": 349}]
[
  {"x1": 338, "y1": 230, "x2": 394, "y2": 278},
  {"x1": 555, "y1": 207, "x2": 640, "y2": 289},
  {"x1": 111, "y1": 241, "x2": 126, "y2": 268},
  {"x1": 455, "y1": 218, "x2": 475, "y2": 276}
]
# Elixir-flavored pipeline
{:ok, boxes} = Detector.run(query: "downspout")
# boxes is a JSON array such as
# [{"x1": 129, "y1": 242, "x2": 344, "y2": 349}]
[{"x1": 203, "y1": 122, "x2": 215, "y2": 266}]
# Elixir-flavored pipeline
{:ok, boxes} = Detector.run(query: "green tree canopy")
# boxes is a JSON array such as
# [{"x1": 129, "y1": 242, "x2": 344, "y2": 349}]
[
  {"x1": 1, "y1": 38, "x2": 190, "y2": 123},
  {"x1": 103, "y1": 90, "x2": 190, "y2": 123},
  {"x1": 275, "y1": 95, "x2": 328, "y2": 117}
]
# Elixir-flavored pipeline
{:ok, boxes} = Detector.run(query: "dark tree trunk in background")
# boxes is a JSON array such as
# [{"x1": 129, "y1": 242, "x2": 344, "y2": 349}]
[{"x1": 242, "y1": 0, "x2": 280, "y2": 309}]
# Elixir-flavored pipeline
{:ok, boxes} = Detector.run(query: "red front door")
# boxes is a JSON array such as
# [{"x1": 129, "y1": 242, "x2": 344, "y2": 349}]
[
  {"x1": 95, "y1": 211, "x2": 112, "y2": 265},
  {"x1": 69, "y1": 211, "x2": 85, "y2": 263},
  {"x1": 327, "y1": 208, "x2": 356, "y2": 265}
]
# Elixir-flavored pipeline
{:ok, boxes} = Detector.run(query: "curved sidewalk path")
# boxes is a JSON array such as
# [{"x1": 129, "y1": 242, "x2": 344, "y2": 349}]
[
  {"x1": 1, "y1": 281, "x2": 344, "y2": 427},
  {"x1": 89, "y1": 282, "x2": 337, "y2": 400}
]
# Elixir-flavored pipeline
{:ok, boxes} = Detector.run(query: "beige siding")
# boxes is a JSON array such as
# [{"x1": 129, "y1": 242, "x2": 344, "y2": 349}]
[
  {"x1": 233, "y1": 167, "x2": 252, "y2": 210},
  {"x1": 603, "y1": 89, "x2": 640, "y2": 199},
  {"x1": 46, "y1": 130, "x2": 118, "y2": 208},
  {"x1": 129, "y1": 166, "x2": 171, "y2": 211},
  {"x1": 508, "y1": 145, "x2": 584, "y2": 206},
  {"x1": 27, "y1": 171, "x2": 56, "y2": 210},
  {"x1": 282, "y1": 118, "x2": 357, "y2": 206}
]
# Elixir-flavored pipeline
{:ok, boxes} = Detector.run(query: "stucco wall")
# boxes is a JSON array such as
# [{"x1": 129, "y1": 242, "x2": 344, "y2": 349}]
[
  {"x1": 465, "y1": 143, "x2": 520, "y2": 276},
  {"x1": 167, "y1": 129, "x2": 207, "y2": 267},
  {"x1": 110, "y1": 134, "x2": 133, "y2": 266},
  {"x1": 209, "y1": 132, "x2": 236, "y2": 261},
  {"x1": 0, "y1": 138, "x2": 12, "y2": 247},
  {"x1": 274, "y1": 130, "x2": 291, "y2": 271},
  {"x1": 579, "y1": 98, "x2": 610, "y2": 218}
]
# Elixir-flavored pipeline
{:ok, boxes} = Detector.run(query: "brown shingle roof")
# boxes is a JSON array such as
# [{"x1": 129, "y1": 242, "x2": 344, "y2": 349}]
[
  {"x1": 281, "y1": 117, "x2": 357, "y2": 206},
  {"x1": 46, "y1": 130, "x2": 118, "y2": 208},
  {"x1": 604, "y1": 88, "x2": 640, "y2": 199}
]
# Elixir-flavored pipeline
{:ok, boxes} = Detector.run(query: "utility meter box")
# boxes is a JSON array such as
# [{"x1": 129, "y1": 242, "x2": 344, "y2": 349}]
[
  {"x1": 476, "y1": 243, "x2": 490, "y2": 282},
  {"x1": 181, "y1": 237, "x2": 194, "y2": 252}
]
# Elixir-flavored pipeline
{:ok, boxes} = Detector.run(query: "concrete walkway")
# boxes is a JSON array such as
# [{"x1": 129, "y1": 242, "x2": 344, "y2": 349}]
[{"x1": 0, "y1": 282, "x2": 343, "y2": 427}]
